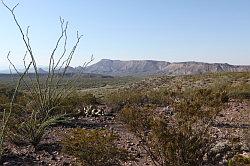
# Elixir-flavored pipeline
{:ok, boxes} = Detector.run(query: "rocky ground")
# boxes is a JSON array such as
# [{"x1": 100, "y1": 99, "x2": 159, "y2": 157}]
[{"x1": 0, "y1": 99, "x2": 249, "y2": 166}]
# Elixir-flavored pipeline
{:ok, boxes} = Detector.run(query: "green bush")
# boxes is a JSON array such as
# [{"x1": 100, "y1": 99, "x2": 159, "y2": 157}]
[
  {"x1": 81, "y1": 93, "x2": 99, "y2": 105},
  {"x1": 119, "y1": 87, "x2": 228, "y2": 166},
  {"x1": 228, "y1": 83, "x2": 250, "y2": 99},
  {"x1": 119, "y1": 106, "x2": 154, "y2": 136},
  {"x1": 175, "y1": 88, "x2": 228, "y2": 124},
  {"x1": 120, "y1": 106, "x2": 210, "y2": 166},
  {"x1": 9, "y1": 114, "x2": 67, "y2": 147},
  {"x1": 0, "y1": 0, "x2": 88, "y2": 159},
  {"x1": 228, "y1": 154, "x2": 250, "y2": 166},
  {"x1": 147, "y1": 88, "x2": 178, "y2": 106},
  {"x1": 104, "y1": 89, "x2": 147, "y2": 114},
  {"x1": 0, "y1": 86, "x2": 26, "y2": 109},
  {"x1": 61, "y1": 128, "x2": 133, "y2": 166}
]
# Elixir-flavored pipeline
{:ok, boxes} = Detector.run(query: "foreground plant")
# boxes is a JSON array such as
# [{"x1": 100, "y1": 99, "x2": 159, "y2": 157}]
[
  {"x1": 0, "y1": 69, "x2": 30, "y2": 157},
  {"x1": 10, "y1": 114, "x2": 67, "y2": 147},
  {"x1": 228, "y1": 154, "x2": 250, "y2": 166},
  {"x1": 119, "y1": 88, "x2": 228, "y2": 166},
  {"x1": 1, "y1": 0, "x2": 92, "y2": 149},
  {"x1": 61, "y1": 128, "x2": 134, "y2": 166}
]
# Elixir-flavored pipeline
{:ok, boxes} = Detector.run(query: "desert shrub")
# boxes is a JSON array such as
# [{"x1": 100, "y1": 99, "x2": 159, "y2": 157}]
[
  {"x1": 175, "y1": 88, "x2": 228, "y2": 124},
  {"x1": 120, "y1": 106, "x2": 210, "y2": 166},
  {"x1": 1, "y1": 91, "x2": 31, "y2": 121},
  {"x1": 61, "y1": 128, "x2": 133, "y2": 166},
  {"x1": 0, "y1": 86, "x2": 26, "y2": 107},
  {"x1": 81, "y1": 93, "x2": 99, "y2": 105},
  {"x1": 146, "y1": 90, "x2": 164, "y2": 105},
  {"x1": 209, "y1": 72, "x2": 250, "y2": 100},
  {"x1": 104, "y1": 89, "x2": 147, "y2": 111},
  {"x1": 147, "y1": 88, "x2": 177, "y2": 106},
  {"x1": 60, "y1": 92, "x2": 98, "y2": 108},
  {"x1": 228, "y1": 83, "x2": 250, "y2": 99},
  {"x1": 228, "y1": 154, "x2": 250, "y2": 166},
  {"x1": 0, "y1": 94, "x2": 9, "y2": 111},
  {"x1": 119, "y1": 87, "x2": 228, "y2": 166},
  {"x1": 125, "y1": 91, "x2": 147, "y2": 105},
  {"x1": 57, "y1": 92, "x2": 85, "y2": 115},
  {"x1": 119, "y1": 106, "x2": 154, "y2": 136},
  {"x1": 151, "y1": 118, "x2": 211, "y2": 166},
  {"x1": 56, "y1": 92, "x2": 100, "y2": 118},
  {"x1": 1, "y1": 0, "x2": 91, "y2": 150},
  {"x1": 244, "y1": 129, "x2": 250, "y2": 148},
  {"x1": 0, "y1": 87, "x2": 14, "y2": 101},
  {"x1": 0, "y1": 80, "x2": 29, "y2": 157},
  {"x1": 0, "y1": 85, "x2": 29, "y2": 157},
  {"x1": 104, "y1": 91, "x2": 123, "y2": 107},
  {"x1": 9, "y1": 114, "x2": 67, "y2": 147}
]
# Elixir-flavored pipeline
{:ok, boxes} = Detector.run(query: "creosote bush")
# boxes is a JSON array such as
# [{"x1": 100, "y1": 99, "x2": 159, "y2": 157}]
[
  {"x1": 61, "y1": 128, "x2": 134, "y2": 166},
  {"x1": 105, "y1": 87, "x2": 181, "y2": 111},
  {"x1": 81, "y1": 93, "x2": 99, "y2": 105},
  {"x1": 119, "y1": 87, "x2": 229, "y2": 166},
  {"x1": 228, "y1": 154, "x2": 250, "y2": 166},
  {"x1": 228, "y1": 82, "x2": 250, "y2": 100},
  {"x1": 105, "y1": 89, "x2": 147, "y2": 107},
  {"x1": 60, "y1": 92, "x2": 99, "y2": 108},
  {"x1": 0, "y1": 86, "x2": 27, "y2": 111},
  {"x1": 119, "y1": 106, "x2": 154, "y2": 136},
  {"x1": 56, "y1": 92, "x2": 100, "y2": 118}
]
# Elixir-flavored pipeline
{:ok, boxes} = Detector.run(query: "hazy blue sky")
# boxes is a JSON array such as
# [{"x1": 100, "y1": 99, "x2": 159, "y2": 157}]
[{"x1": 0, "y1": 0, "x2": 250, "y2": 69}]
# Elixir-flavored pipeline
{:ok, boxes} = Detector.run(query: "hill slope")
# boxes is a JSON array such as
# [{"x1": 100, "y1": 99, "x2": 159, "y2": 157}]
[
  {"x1": 2, "y1": 59, "x2": 249, "y2": 76},
  {"x1": 83, "y1": 59, "x2": 250, "y2": 76}
]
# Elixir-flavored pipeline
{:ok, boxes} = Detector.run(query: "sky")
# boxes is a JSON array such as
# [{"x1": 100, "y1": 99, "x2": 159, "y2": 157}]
[{"x1": 0, "y1": 0, "x2": 250, "y2": 70}]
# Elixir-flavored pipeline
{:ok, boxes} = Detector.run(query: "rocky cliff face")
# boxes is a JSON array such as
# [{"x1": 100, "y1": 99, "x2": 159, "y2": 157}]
[
  {"x1": 84, "y1": 59, "x2": 171, "y2": 75},
  {"x1": 82, "y1": 59, "x2": 250, "y2": 76}
]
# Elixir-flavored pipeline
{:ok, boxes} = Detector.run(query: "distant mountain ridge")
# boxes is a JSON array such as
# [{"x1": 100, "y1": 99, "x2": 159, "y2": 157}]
[
  {"x1": 0, "y1": 67, "x2": 48, "y2": 74},
  {"x1": 1, "y1": 59, "x2": 249, "y2": 76},
  {"x1": 82, "y1": 59, "x2": 250, "y2": 76},
  {"x1": 84, "y1": 59, "x2": 171, "y2": 76}
]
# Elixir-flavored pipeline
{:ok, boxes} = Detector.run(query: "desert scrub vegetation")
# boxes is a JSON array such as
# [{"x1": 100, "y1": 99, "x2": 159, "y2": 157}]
[
  {"x1": 9, "y1": 114, "x2": 67, "y2": 147},
  {"x1": 61, "y1": 128, "x2": 134, "y2": 166},
  {"x1": 228, "y1": 154, "x2": 250, "y2": 166},
  {"x1": 0, "y1": 2, "x2": 138, "y2": 165},
  {"x1": 227, "y1": 82, "x2": 250, "y2": 100},
  {"x1": 0, "y1": 86, "x2": 26, "y2": 113},
  {"x1": 119, "y1": 87, "x2": 229, "y2": 166},
  {"x1": 55, "y1": 92, "x2": 100, "y2": 115},
  {"x1": 207, "y1": 72, "x2": 250, "y2": 100},
  {"x1": 0, "y1": 76, "x2": 28, "y2": 157},
  {"x1": 104, "y1": 89, "x2": 147, "y2": 108},
  {"x1": 80, "y1": 93, "x2": 100, "y2": 105},
  {"x1": 104, "y1": 86, "x2": 177, "y2": 110},
  {"x1": 0, "y1": 0, "x2": 93, "y2": 152}
]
